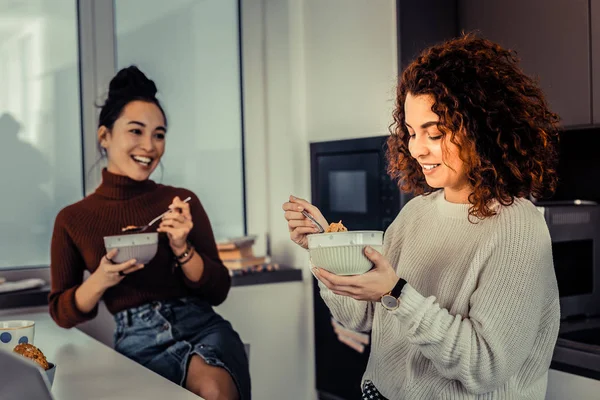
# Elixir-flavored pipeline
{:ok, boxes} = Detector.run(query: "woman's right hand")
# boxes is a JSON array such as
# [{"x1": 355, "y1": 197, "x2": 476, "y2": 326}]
[
  {"x1": 91, "y1": 248, "x2": 144, "y2": 291},
  {"x1": 282, "y1": 195, "x2": 328, "y2": 249}
]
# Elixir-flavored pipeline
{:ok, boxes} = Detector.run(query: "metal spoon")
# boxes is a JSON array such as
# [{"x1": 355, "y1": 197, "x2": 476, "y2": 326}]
[
  {"x1": 302, "y1": 210, "x2": 325, "y2": 233},
  {"x1": 122, "y1": 196, "x2": 192, "y2": 233}
]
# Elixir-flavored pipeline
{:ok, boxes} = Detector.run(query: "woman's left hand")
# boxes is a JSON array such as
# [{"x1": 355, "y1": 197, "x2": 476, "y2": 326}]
[
  {"x1": 157, "y1": 196, "x2": 194, "y2": 253},
  {"x1": 313, "y1": 246, "x2": 400, "y2": 302}
]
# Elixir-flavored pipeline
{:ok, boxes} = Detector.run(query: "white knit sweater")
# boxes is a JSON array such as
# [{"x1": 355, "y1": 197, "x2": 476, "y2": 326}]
[{"x1": 318, "y1": 190, "x2": 560, "y2": 399}]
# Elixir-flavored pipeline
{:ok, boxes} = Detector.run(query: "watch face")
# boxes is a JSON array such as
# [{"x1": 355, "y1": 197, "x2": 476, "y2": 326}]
[{"x1": 382, "y1": 295, "x2": 399, "y2": 310}]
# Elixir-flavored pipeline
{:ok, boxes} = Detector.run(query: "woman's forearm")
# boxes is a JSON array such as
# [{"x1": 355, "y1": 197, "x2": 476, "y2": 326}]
[
  {"x1": 74, "y1": 274, "x2": 106, "y2": 313},
  {"x1": 318, "y1": 280, "x2": 375, "y2": 332}
]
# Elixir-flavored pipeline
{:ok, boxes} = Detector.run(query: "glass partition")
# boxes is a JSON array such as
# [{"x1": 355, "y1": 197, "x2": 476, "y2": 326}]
[{"x1": 0, "y1": 0, "x2": 83, "y2": 269}]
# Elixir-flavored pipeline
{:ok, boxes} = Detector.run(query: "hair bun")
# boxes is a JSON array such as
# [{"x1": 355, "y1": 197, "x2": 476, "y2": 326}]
[{"x1": 108, "y1": 65, "x2": 158, "y2": 101}]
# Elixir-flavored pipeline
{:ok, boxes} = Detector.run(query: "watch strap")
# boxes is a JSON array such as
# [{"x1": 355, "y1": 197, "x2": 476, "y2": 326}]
[{"x1": 390, "y1": 278, "x2": 407, "y2": 298}]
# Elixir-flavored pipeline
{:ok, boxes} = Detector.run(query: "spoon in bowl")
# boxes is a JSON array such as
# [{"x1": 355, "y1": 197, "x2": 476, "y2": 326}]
[
  {"x1": 302, "y1": 210, "x2": 325, "y2": 233},
  {"x1": 122, "y1": 196, "x2": 192, "y2": 233}
]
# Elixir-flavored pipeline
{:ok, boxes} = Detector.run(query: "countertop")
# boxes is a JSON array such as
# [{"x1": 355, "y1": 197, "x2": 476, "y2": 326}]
[
  {"x1": 0, "y1": 308, "x2": 202, "y2": 400},
  {"x1": 0, "y1": 267, "x2": 303, "y2": 310}
]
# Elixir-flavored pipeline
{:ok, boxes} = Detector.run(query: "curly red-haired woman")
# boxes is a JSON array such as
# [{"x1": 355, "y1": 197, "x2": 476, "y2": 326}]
[{"x1": 283, "y1": 34, "x2": 560, "y2": 399}]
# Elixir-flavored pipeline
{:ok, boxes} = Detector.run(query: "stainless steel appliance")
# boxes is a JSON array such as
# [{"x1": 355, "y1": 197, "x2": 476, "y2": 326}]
[
  {"x1": 538, "y1": 127, "x2": 600, "y2": 380},
  {"x1": 539, "y1": 204, "x2": 600, "y2": 319},
  {"x1": 539, "y1": 203, "x2": 600, "y2": 379}
]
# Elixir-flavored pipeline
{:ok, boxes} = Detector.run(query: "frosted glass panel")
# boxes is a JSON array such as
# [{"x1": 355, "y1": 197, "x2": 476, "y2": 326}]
[
  {"x1": 114, "y1": 0, "x2": 245, "y2": 240},
  {"x1": 0, "y1": 1, "x2": 83, "y2": 269}
]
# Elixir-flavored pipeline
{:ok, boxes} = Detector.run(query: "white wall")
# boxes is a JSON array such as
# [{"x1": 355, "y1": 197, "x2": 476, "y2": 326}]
[
  {"x1": 304, "y1": 0, "x2": 398, "y2": 141},
  {"x1": 242, "y1": 1, "x2": 316, "y2": 398},
  {"x1": 242, "y1": 0, "x2": 397, "y2": 399},
  {"x1": 216, "y1": 283, "x2": 311, "y2": 400}
]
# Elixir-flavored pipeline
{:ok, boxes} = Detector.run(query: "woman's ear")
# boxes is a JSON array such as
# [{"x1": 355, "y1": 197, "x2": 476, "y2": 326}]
[{"x1": 97, "y1": 126, "x2": 109, "y2": 149}]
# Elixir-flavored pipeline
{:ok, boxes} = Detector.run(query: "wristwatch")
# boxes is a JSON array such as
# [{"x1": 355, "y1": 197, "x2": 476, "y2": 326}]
[{"x1": 381, "y1": 278, "x2": 407, "y2": 311}]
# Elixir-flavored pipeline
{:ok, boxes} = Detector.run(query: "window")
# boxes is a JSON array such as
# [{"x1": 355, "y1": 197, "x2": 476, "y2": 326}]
[
  {"x1": 0, "y1": 0, "x2": 247, "y2": 272},
  {"x1": 0, "y1": 0, "x2": 83, "y2": 269},
  {"x1": 0, "y1": 0, "x2": 245, "y2": 272},
  {"x1": 114, "y1": 0, "x2": 245, "y2": 240}
]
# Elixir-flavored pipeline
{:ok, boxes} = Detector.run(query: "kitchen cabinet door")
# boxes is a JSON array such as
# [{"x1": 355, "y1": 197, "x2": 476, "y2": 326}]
[
  {"x1": 397, "y1": 0, "x2": 458, "y2": 70},
  {"x1": 591, "y1": 0, "x2": 600, "y2": 125},
  {"x1": 459, "y1": 0, "x2": 591, "y2": 127}
]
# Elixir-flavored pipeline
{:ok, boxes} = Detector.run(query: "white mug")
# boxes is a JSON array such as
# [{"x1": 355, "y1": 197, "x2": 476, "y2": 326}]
[{"x1": 0, "y1": 320, "x2": 35, "y2": 351}]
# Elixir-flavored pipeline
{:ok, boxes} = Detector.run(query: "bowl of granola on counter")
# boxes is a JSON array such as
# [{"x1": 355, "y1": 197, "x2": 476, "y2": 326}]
[{"x1": 307, "y1": 220, "x2": 383, "y2": 275}]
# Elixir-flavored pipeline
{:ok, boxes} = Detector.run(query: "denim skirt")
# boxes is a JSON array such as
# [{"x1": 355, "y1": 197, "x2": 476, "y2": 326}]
[{"x1": 113, "y1": 296, "x2": 251, "y2": 399}]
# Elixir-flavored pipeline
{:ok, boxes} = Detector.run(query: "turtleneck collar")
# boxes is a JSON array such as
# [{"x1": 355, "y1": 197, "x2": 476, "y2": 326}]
[{"x1": 95, "y1": 168, "x2": 157, "y2": 200}]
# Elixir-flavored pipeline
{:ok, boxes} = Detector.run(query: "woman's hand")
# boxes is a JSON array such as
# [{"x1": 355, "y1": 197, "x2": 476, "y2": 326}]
[
  {"x1": 91, "y1": 248, "x2": 144, "y2": 291},
  {"x1": 313, "y1": 246, "x2": 399, "y2": 302},
  {"x1": 282, "y1": 195, "x2": 328, "y2": 249},
  {"x1": 158, "y1": 196, "x2": 194, "y2": 254}
]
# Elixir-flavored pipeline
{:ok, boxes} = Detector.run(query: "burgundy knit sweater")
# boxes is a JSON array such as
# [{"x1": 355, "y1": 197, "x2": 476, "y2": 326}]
[{"x1": 49, "y1": 169, "x2": 231, "y2": 329}]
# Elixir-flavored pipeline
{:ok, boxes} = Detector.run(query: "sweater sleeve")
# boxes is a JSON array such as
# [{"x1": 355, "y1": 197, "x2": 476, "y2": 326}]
[
  {"x1": 182, "y1": 192, "x2": 231, "y2": 305},
  {"x1": 48, "y1": 210, "x2": 98, "y2": 328},
  {"x1": 389, "y1": 213, "x2": 556, "y2": 394},
  {"x1": 318, "y1": 283, "x2": 375, "y2": 332}
]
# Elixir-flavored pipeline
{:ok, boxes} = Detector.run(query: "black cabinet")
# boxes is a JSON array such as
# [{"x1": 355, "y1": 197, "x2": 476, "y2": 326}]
[
  {"x1": 397, "y1": 0, "x2": 458, "y2": 70},
  {"x1": 459, "y1": 0, "x2": 592, "y2": 127}
]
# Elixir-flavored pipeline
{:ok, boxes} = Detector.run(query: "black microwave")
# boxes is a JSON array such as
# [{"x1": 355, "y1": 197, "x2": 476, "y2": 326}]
[{"x1": 309, "y1": 136, "x2": 412, "y2": 233}]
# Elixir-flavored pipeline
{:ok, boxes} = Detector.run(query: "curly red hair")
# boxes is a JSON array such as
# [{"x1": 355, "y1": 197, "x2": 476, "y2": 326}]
[{"x1": 387, "y1": 33, "x2": 560, "y2": 219}]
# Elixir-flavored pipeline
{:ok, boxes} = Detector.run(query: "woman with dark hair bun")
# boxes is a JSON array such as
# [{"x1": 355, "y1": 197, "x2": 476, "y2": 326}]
[
  {"x1": 49, "y1": 65, "x2": 250, "y2": 400},
  {"x1": 283, "y1": 34, "x2": 560, "y2": 399}
]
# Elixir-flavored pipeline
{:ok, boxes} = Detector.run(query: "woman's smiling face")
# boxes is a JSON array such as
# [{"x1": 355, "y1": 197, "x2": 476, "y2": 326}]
[
  {"x1": 404, "y1": 92, "x2": 472, "y2": 203},
  {"x1": 98, "y1": 100, "x2": 167, "y2": 181}
]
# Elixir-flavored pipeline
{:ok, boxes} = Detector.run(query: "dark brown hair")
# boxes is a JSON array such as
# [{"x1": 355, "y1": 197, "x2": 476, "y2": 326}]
[
  {"x1": 98, "y1": 65, "x2": 167, "y2": 131},
  {"x1": 387, "y1": 33, "x2": 560, "y2": 219}
]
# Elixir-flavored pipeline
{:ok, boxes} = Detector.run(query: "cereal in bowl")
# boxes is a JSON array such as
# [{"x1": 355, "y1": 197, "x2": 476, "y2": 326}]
[{"x1": 325, "y1": 220, "x2": 348, "y2": 233}]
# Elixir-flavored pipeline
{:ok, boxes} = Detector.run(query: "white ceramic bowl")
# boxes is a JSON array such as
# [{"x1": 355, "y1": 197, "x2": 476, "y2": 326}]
[
  {"x1": 103, "y1": 232, "x2": 159, "y2": 264},
  {"x1": 0, "y1": 320, "x2": 35, "y2": 351},
  {"x1": 307, "y1": 231, "x2": 384, "y2": 275}
]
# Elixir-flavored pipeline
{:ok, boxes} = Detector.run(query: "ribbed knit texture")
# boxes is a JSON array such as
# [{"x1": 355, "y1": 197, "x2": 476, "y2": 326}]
[
  {"x1": 319, "y1": 190, "x2": 560, "y2": 399},
  {"x1": 49, "y1": 169, "x2": 231, "y2": 329}
]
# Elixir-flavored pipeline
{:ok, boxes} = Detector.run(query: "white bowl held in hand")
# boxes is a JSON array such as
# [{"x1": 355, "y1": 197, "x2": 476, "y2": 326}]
[
  {"x1": 307, "y1": 231, "x2": 384, "y2": 275},
  {"x1": 103, "y1": 232, "x2": 159, "y2": 264}
]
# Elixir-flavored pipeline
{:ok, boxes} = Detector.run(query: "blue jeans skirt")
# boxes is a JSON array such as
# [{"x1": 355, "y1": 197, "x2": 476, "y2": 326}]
[{"x1": 113, "y1": 296, "x2": 251, "y2": 399}]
